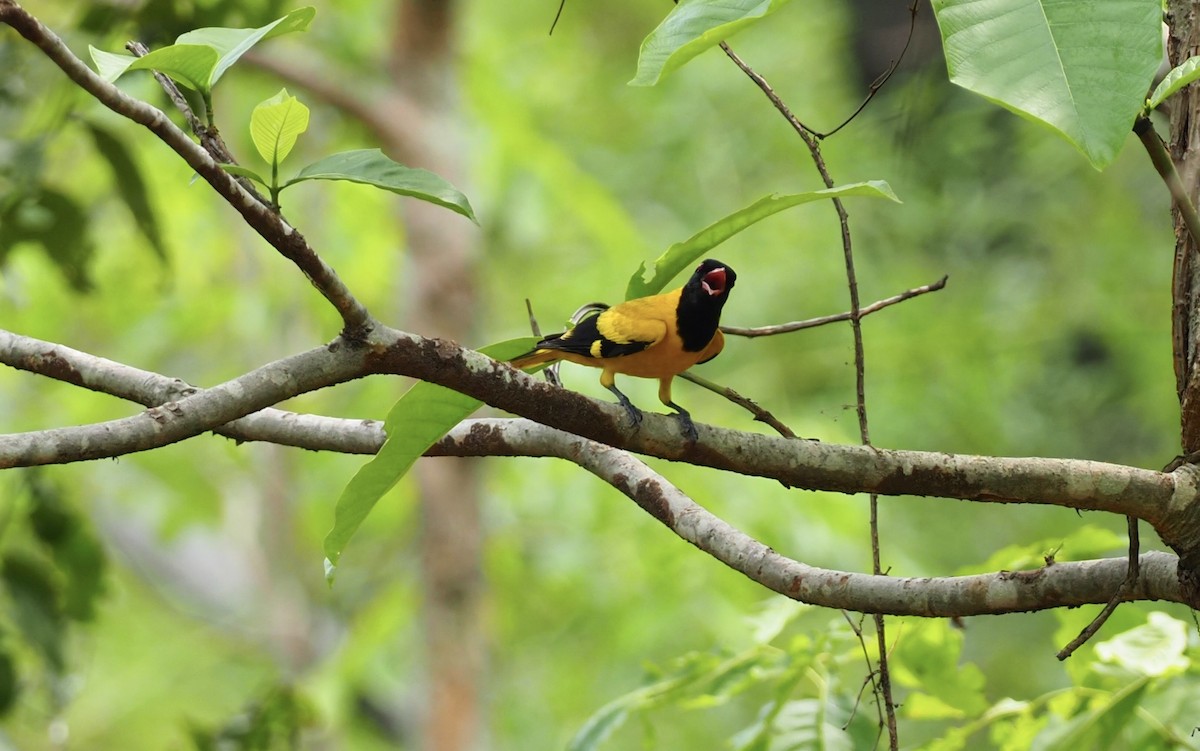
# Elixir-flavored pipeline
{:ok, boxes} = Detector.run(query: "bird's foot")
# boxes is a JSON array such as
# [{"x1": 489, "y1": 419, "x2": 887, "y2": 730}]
[
  {"x1": 621, "y1": 402, "x2": 644, "y2": 431},
  {"x1": 675, "y1": 411, "x2": 698, "y2": 443}
]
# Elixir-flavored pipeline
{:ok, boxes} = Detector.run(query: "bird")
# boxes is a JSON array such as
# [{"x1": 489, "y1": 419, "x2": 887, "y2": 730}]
[{"x1": 510, "y1": 259, "x2": 737, "y2": 440}]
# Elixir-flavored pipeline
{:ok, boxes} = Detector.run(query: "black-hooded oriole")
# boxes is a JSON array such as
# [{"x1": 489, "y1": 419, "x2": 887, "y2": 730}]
[{"x1": 510, "y1": 259, "x2": 737, "y2": 439}]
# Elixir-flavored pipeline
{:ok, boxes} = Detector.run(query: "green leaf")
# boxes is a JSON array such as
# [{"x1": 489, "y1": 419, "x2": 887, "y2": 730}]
[
  {"x1": 0, "y1": 188, "x2": 96, "y2": 291},
  {"x1": 1147, "y1": 56, "x2": 1200, "y2": 112},
  {"x1": 1094, "y1": 612, "x2": 1189, "y2": 677},
  {"x1": 250, "y1": 89, "x2": 310, "y2": 168},
  {"x1": 175, "y1": 6, "x2": 316, "y2": 86},
  {"x1": 891, "y1": 620, "x2": 987, "y2": 718},
  {"x1": 930, "y1": 0, "x2": 1162, "y2": 169},
  {"x1": 126, "y1": 44, "x2": 220, "y2": 92},
  {"x1": 625, "y1": 181, "x2": 899, "y2": 299},
  {"x1": 85, "y1": 123, "x2": 168, "y2": 264},
  {"x1": 2, "y1": 553, "x2": 65, "y2": 672},
  {"x1": 219, "y1": 163, "x2": 268, "y2": 186},
  {"x1": 88, "y1": 45, "x2": 135, "y2": 82},
  {"x1": 1032, "y1": 679, "x2": 1149, "y2": 751},
  {"x1": 567, "y1": 700, "x2": 631, "y2": 751},
  {"x1": 284, "y1": 148, "x2": 477, "y2": 223},
  {"x1": 323, "y1": 339, "x2": 534, "y2": 578},
  {"x1": 632, "y1": 0, "x2": 795, "y2": 86},
  {"x1": 89, "y1": 7, "x2": 315, "y2": 92}
]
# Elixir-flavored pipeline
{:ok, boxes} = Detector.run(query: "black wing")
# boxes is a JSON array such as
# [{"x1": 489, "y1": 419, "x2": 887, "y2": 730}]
[{"x1": 537, "y1": 311, "x2": 651, "y2": 359}]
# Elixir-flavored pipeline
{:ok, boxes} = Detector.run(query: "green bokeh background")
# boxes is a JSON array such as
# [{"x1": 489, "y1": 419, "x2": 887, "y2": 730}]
[{"x1": 0, "y1": 0, "x2": 1192, "y2": 748}]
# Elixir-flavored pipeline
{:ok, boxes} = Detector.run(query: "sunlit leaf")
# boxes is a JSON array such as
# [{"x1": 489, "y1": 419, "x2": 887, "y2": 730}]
[
  {"x1": 626, "y1": 181, "x2": 899, "y2": 299},
  {"x1": 219, "y1": 163, "x2": 268, "y2": 186},
  {"x1": 250, "y1": 89, "x2": 310, "y2": 168},
  {"x1": 632, "y1": 0, "x2": 795, "y2": 86},
  {"x1": 891, "y1": 620, "x2": 987, "y2": 718},
  {"x1": 1031, "y1": 679, "x2": 1149, "y2": 751},
  {"x1": 930, "y1": 0, "x2": 1162, "y2": 168},
  {"x1": 126, "y1": 44, "x2": 219, "y2": 92},
  {"x1": 285, "y1": 149, "x2": 477, "y2": 223},
  {"x1": 1147, "y1": 56, "x2": 1200, "y2": 112},
  {"x1": 323, "y1": 339, "x2": 534, "y2": 579},
  {"x1": 1094, "y1": 612, "x2": 1189, "y2": 677},
  {"x1": 88, "y1": 45, "x2": 135, "y2": 83},
  {"x1": 175, "y1": 6, "x2": 316, "y2": 86}
]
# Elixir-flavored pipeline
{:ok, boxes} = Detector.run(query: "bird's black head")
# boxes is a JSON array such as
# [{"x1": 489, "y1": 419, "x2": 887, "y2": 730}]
[{"x1": 677, "y1": 259, "x2": 736, "y2": 352}]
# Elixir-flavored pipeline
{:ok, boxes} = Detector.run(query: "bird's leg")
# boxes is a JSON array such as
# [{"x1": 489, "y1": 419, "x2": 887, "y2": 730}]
[
  {"x1": 605, "y1": 384, "x2": 643, "y2": 430},
  {"x1": 665, "y1": 400, "x2": 698, "y2": 442}
]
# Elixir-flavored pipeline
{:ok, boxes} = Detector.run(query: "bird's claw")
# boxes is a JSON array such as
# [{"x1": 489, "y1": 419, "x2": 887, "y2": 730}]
[{"x1": 675, "y1": 411, "x2": 698, "y2": 443}]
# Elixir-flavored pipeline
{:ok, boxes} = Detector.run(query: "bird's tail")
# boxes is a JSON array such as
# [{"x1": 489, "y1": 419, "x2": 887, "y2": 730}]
[{"x1": 510, "y1": 348, "x2": 559, "y2": 370}]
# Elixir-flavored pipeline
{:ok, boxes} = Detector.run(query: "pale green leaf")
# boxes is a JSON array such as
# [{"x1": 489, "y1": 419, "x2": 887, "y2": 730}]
[
  {"x1": 1147, "y1": 56, "x2": 1200, "y2": 112},
  {"x1": 88, "y1": 46, "x2": 135, "y2": 83},
  {"x1": 284, "y1": 148, "x2": 477, "y2": 223},
  {"x1": 625, "y1": 181, "x2": 899, "y2": 300},
  {"x1": 632, "y1": 0, "x2": 795, "y2": 86},
  {"x1": 1032, "y1": 679, "x2": 1149, "y2": 751},
  {"x1": 126, "y1": 44, "x2": 219, "y2": 93},
  {"x1": 1094, "y1": 612, "x2": 1190, "y2": 677},
  {"x1": 250, "y1": 89, "x2": 310, "y2": 167},
  {"x1": 323, "y1": 339, "x2": 534, "y2": 578},
  {"x1": 930, "y1": 0, "x2": 1162, "y2": 168},
  {"x1": 176, "y1": 6, "x2": 316, "y2": 86}
]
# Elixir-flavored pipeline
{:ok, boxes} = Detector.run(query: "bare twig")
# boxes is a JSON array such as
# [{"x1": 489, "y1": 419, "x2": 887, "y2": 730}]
[
  {"x1": 817, "y1": 1, "x2": 919, "y2": 139},
  {"x1": 1056, "y1": 516, "x2": 1141, "y2": 660},
  {"x1": 678, "y1": 371, "x2": 799, "y2": 439},
  {"x1": 722, "y1": 276, "x2": 947, "y2": 337},
  {"x1": 721, "y1": 37, "x2": 899, "y2": 750},
  {"x1": 524, "y1": 298, "x2": 560, "y2": 387}
]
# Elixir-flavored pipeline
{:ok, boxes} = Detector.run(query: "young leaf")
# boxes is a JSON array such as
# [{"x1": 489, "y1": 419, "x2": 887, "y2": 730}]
[
  {"x1": 323, "y1": 339, "x2": 535, "y2": 579},
  {"x1": 284, "y1": 148, "x2": 477, "y2": 223},
  {"x1": 250, "y1": 89, "x2": 310, "y2": 168},
  {"x1": 1147, "y1": 56, "x2": 1200, "y2": 112},
  {"x1": 632, "y1": 0, "x2": 795, "y2": 87},
  {"x1": 126, "y1": 44, "x2": 220, "y2": 93},
  {"x1": 88, "y1": 45, "x2": 136, "y2": 83},
  {"x1": 1094, "y1": 612, "x2": 1190, "y2": 677},
  {"x1": 930, "y1": 0, "x2": 1162, "y2": 169},
  {"x1": 177, "y1": 7, "x2": 316, "y2": 87},
  {"x1": 219, "y1": 163, "x2": 268, "y2": 187},
  {"x1": 625, "y1": 181, "x2": 899, "y2": 300}
]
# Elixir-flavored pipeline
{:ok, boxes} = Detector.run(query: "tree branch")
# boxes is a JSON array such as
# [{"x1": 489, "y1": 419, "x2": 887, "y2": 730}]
[{"x1": 0, "y1": 0, "x2": 371, "y2": 334}]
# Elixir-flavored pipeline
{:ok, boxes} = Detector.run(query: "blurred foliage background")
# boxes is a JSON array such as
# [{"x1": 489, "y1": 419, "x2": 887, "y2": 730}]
[{"x1": 1, "y1": 0, "x2": 1197, "y2": 749}]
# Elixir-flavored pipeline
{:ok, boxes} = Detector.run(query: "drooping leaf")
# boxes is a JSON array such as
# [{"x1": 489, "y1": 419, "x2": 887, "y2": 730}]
[
  {"x1": 176, "y1": 7, "x2": 316, "y2": 87},
  {"x1": 632, "y1": 0, "x2": 795, "y2": 87},
  {"x1": 0, "y1": 188, "x2": 96, "y2": 291},
  {"x1": 250, "y1": 89, "x2": 310, "y2": 168},
  {"x1": 126, "y1": 44, "x2": 220, "y2": 92},
  {"x1": 323, "y1": 339, "x2": 535, "y2": 579},
  {"x1": 626, "y1": 181, "x2": 899, "y2": 300},
  {"x1": 285, "y1": 148, "x2": 477, "y2": 223},
  {"x1": 930, "y1": 0, "x2": 1162, "y2": 168},
  {"x1": 1147, "y1": 56, "x2": 1200, "y2": 112},
  {"x1": 84, "y1": 122, "x2": 168, "y2": 263},
  {"x1": 2, "y1": 553, "x2": 65, "y2": 672}
]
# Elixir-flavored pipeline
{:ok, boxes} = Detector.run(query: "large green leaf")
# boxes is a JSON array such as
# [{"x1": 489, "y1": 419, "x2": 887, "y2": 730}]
[
  {"x1": 1032, "y1": 679, "x2": 1149, "y2": 751},
  {"x1": 127, "y1": 44, "x2": 220, "y2": 93},
  {"x1": 85, "y1": 122, "x2": 168, "y2": 264},
  {"x1": 930, "y1": 0, "x2": 1162, "y2": 169},
  {"x1": 285, "y1": 148, "x2": 477, "y2": 223},
  {"x1": 625, "y1": 181, "x2": 899, "y2": 300},
  {"x1": 632, "y1": 0, "x2": 795, "y2": 87},
  {"x1": 87, "y1": 7, "x2": 315, "y2": 93},
  {"x1": 323, "y1": 339, "x2": 535, "y2": 579},
  {"x1": 177, "y1": 7, "x2": 316, "y2": 86},
  {"x1": 250, "y1": 89, "x2": 310, "y2": 168},
  {"x1": 1094, "y1": 612, "x2": 1190, "y2": 677}
]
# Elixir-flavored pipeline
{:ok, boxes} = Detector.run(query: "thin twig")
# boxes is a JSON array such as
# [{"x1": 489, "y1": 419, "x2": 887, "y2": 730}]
[
  {"x1": 1056, "y1": 516, "x2": 1140, "y2": 660},
  {"x1": 678, "y1": 371, "x2": 799, "y2": 439},
  {"x1": 721, "y1": 38, "x2": 900, "y2": 750},
  {"x1": 525, "y1": 298, "x2": 560, "y2": 387},
  {"x1": 816, "y1": 1, "x2": 919, "y2": 139},
  {"x1": 723, "y1": 276, "x2": 947, "y2": 337}
]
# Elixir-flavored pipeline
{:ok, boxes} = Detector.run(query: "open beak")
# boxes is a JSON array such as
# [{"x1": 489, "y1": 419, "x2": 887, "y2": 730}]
[{"x1": 701, "y1": 267, "x2": 727, "y2": 296}]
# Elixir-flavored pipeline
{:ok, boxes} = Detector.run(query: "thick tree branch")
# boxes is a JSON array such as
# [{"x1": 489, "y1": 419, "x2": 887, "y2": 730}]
[
  {"x1": 1, "y1": 327, "x2": 1190, "y2": 528},
  {"x1": 0, "y1": 0, "x2": 371, "y2": 334},
  {"x1": 2, "y1": 331, "x2": 1195, "y2": 611}
]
